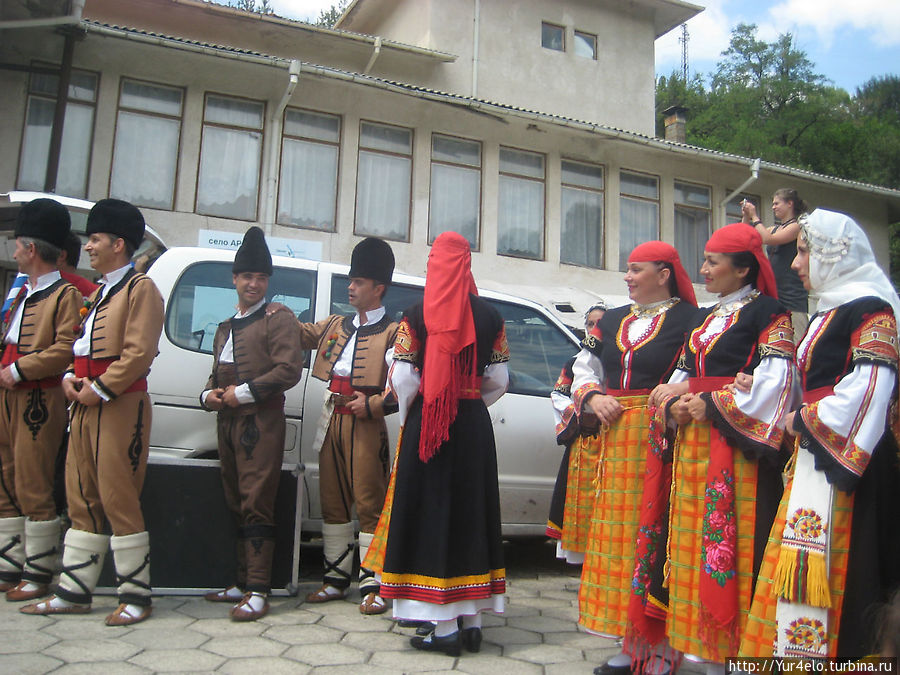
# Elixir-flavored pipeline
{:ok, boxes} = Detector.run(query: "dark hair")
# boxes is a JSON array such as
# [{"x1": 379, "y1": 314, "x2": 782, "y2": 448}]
[
  {"x1": 773, "y1": 188, "x2": 809, "y2": 218},
  {"x1": 655, "y1": 262, "x2": 679, "y2": 298},
  {"x1": 64, "y1": 232, "x2": 82, "y2": 268},
  {"x1": 723, "y1": 251, "x2": 759, "y2": 288}
]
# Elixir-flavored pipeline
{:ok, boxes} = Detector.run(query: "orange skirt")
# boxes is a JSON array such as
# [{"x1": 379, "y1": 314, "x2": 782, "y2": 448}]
[
  {"x1": 561, "y1": 432, "x2": 602, "y2": 554},
  {"x1": 361, "y1": 428, "x2": 403, "y2": 574},
  {"x1": 579, "y1": 395, "x2": 651, "y2": 636},
  {"x1": 666, "y1": 420, "x2": 760, "y2": 662}
]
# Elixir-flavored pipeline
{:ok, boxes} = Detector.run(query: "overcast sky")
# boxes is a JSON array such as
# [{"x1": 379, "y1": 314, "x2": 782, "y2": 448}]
[{"x1": 265, "y1": 0, "x2": 899, "y2": 94}]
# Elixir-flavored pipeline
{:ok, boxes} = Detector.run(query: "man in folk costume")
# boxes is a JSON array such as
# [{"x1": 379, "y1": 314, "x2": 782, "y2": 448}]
[
  {"x1": 0, "y1": 199, "x2": 81, "y2": 602},
  {"x1": 740, "y1": 210, "x2": 900, "y2": 659},
  {"x1": 301, "y1": 237, "x2": 398, "y2": 615},
  {"x1": 201, "y1": 227, "x2": 303, "y2": 621},
  {"x1": 22, "y1": 199, "x2": 164, "y2": 626},
  {"x1": 378, "y1": 232, "x2": 509, "y2": 656}
]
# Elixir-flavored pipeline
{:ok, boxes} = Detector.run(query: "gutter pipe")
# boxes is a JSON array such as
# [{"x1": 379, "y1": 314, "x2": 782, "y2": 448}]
[{"x1": 262, "y1": 59, "x2": 301, "y2": 232}]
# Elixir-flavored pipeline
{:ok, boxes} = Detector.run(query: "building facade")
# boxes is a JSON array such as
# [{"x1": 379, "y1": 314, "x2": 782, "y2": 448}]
[{"x1": 1, "y1": 0, "x2": 898, "y2": 311}]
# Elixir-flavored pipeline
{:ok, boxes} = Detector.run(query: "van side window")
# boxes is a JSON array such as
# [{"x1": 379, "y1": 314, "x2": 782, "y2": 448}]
[
  {"x1": 330, "y1": 275, "x2": 422, "y2": 324},
  {"x1": 487, "y1": 299, "x2": 573, "y2": 397},
  {"x1": 166, "y1": 261, "x2": 316, "y2": 353}
]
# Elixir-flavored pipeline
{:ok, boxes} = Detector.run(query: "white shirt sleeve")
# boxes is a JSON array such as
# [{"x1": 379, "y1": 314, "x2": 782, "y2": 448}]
[
  {"x1": 806, "y1": 362, "x2": 896, "y2": 455},
  {"x1": 571, "y1": 348, "x2": 605, "y2": 405},
  {"x1": 388, "y1": 360, "x2": 420, "y2": 426},
  {"x1": 481, "y1": 363, "x2": 508, "y2": 407},
  {"x1": 730, "y1": 356, "x2": 793, "y2": 434}
]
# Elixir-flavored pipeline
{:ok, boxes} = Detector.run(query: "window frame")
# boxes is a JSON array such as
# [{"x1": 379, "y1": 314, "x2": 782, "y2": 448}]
[
  {"x1": 428, "y1": 132, "x2": 483, "y2": 251},
  {"x1": 560, "y1": 158, "x2": 605, "y2": 269},
  {"x1": 16, "y1": 61, "x2": 99, "y2": 198},
  {"x1": 276, "y1": 106, "x2": 342, "y2": 233},
  {"x1": 353, "y1": 119, "x2": 414, "y2": 243},
  {"x1": 618, "y1": 169, "x2": 660, "y2": 271},
  {"x1": 109, "y1": 76, "x2": 185, "y2": 211},
  {"x1": 195, "y1": 91, "x2": 266, "y2": 222},
  {"x1": 497, "y1": 145, "x2": 546, "y2": 261},
  {"x1": 541, "y1": 22, "x2": 565, "y2": 52}
]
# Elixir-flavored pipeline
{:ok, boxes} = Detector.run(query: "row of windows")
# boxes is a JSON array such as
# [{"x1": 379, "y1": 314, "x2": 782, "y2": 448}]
[
  {"x1": 541, "y1": 21, "x2": 597, "y2": 60},
  {"x1": 16, "y1": 66, "x2": 754, "y2": 277}
]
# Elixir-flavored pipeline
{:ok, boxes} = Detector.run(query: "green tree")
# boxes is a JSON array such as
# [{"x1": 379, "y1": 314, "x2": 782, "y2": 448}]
[{"x1": 315, "y1": 0, "x2": 350, "y2": 28}]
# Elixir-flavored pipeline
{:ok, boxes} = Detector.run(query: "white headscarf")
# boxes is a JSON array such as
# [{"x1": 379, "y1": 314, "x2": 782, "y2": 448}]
[{"x1": 801, "y1": 208, "x2": 900, "y2": 322}]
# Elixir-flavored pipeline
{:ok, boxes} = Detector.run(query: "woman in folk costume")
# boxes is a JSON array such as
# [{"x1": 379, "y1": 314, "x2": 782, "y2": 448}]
[
  {"x1": 740, "y1": 210, "x2": 900, "y2": 660},
  {"x1": 573, "y1": 242, "x2": 698, "y2": 675},
  {"x1": 377, "y1": 231, "x2": 510, "y2": 657},
  {"x1": 547, "y1": 302, "x2": 608, "y2": 564},
  {"x1": 648, "y1": 223, "x2": 795, "y2": 668}
]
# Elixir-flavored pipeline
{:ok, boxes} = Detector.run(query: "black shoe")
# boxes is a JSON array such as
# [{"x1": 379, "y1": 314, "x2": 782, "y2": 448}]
[
  {"x1": 410, "y1": 631, "x2": 461, "y2": 656},
  {"x1": 593, "y1": 663, "x2": 635, "y2": 675},
  {"x1": 462, "y1": 627, "x2": 482, "y2": 653},
  {"x1": 397, "y1": 619, "x2": 429, "y2": 628},
  {"x1": 415, "y1": 622, "x2": 436, "y2": 637}
]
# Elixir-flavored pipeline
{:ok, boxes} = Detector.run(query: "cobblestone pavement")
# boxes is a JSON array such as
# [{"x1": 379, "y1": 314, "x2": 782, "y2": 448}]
[{"x1": 0, "y1": 539, "x2": 704, "y2": 674}]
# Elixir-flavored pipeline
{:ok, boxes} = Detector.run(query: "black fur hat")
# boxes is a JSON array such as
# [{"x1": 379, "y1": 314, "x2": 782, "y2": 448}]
[
  {"x1": 232, "y1": 226, "x2": 272, "y2": 276},
  {"x1": 86, "y1": 199, "x2": 145, "y2": 250},
  {"x1": 14, "y1": 198, "x2": 70, "y2": 249},
  {"x1": 349, "y1": 237, "x2": 394, "y2": 286}
]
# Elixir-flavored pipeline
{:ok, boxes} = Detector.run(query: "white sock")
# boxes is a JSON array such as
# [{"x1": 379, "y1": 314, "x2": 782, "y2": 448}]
[
  {"x1": 320, "y1": 584, "x2": 342, "y2": 597},
  {"x1": 222, "y1": 586, "x2": 243, "y2": 600},
  {"x1": 608, "y1": 652, "x2": 632, "y2": 667},
  {"x1": 123, "y1": 603, "x2": 147, "y2": 618},
  {"x1": 461, "y1": 614, "x2": 482, "y2": 630},
  {"x1": 433, "y1": 618, "x2": 457, "y2": 637},
  {"x1": 645, "y1": 656, "x2": 672, "y2": 675},
  {"x1": 47, "y1": 595, "x2": 79, "y2": 609},
  {"x1": 16, "y1": 581, "x2": 43, "y2": 592},
  {"x1": 240, "y1": 592, "x2": 267, "y2": 612}
]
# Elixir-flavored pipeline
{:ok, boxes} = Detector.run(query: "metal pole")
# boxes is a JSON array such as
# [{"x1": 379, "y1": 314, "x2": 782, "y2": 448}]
[{"x1": 43, "y1": 28, "x2": 76, "y2": 193}]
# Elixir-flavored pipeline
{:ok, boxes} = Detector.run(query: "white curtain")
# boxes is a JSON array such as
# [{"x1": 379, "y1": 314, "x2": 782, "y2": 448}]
[
  {"x1": 618, "y1": 197, "x2": 658, "y2": 270},
  {"x1": 429, "y1": 163, "x2": 480, "y2": 246},
  {"x1": 197, "y1": 126, "x2": 261, "y2": 220},
  {"x1": 278, "y1": 139, "x2": 338, "y2": 230},
  {"x1": 18, "y1": 98, "x2": 92, "y2": 197},
  {"x1": 355, "y1": 150, "x2": 410, "y2": 240},
  {"x1": 674, "y1": 205, "x2": 709, "y2": 282},
  {"x1": 561, "y1": 187, "x2": 603, "y2": 267},
  {"x1": 498, "y1": 175, "x2": 544, "y2": 259},
  {"x1": 110, "y1": 111, "x2": 179, "y2": 209}
]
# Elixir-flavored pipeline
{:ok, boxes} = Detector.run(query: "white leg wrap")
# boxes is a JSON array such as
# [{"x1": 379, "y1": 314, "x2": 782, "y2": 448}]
[
  {"x1": 56, "y1": 529, "x2": 110, "y2": 605},
  {"x1": 111, "y1": 532, "x2": 152, "y2": 606},
  {"x1": 357, "y1": 531, "x2": 378, "y2": 594},
  {"x1": 0, "y1": 516, "x2": 25, "y2": 583},
  {"x1": 22, "y1": 517, "x2": 61, "y2": 584},
  {"x1": 322, "y1": 522, "x2": 355, "y2": 589}
]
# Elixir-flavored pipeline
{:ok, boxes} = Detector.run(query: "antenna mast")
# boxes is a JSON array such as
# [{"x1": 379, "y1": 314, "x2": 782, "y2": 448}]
[{"x1": 679, "y1": 23, "x2": 689, "y2": 81}]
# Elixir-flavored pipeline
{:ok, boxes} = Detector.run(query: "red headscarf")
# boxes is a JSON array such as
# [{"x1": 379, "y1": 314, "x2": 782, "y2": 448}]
[
  {"x1": 628, "y1": 241, "x2": 698, "y2": 306},
  {"x1": 705, "y1": 223, "x2": 778, "y2": 299},
  {"x1": 419, "y1": 232, "x2": 479, "y2": 462}
]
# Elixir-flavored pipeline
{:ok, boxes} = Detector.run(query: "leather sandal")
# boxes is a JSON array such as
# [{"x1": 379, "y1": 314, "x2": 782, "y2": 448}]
[
  {"x1": 305, "y1": 584, "x2": 345, "y2": 603},
  {"x1": 6, "y1": 581, "x2": 49, "y2": 602},
  {"x1": 20, "y1": 596, "x2": 91, "y2": 615},
  {"x1": 229, "y1": 593, "x2": 269, "y2": 622},
  {"x1": 0, "y1": 579, "x2": 19, "y2": 593},
  {"x1": 105, "y1": 603, "x2": 152, "y2": 626},
  {"x1": 359, "y1": 591, "x2": 387, "y2": 615},
  {"x1": 204, "y1": 586, "x2": 243, "y2": 603}
]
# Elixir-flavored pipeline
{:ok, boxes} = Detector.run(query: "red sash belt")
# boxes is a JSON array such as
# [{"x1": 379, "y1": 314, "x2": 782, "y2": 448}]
[
  {"x1": 606, "y1": 388, "x2": 651, "y2": 397},
  {"x1": 803, "y1": 386, "x2": 834, "y2": 404},
  {"x1": 73, "y1": 357, "x2": 147, "y2": 394},
  {"x1": 688, "y1": 376, "x2": 733, "y2": 393},
  {"x1": 0, "y1": 345, "x2": 62, "y2": 389},
  {"x1": 329, "y1": 375, "x2": 358, "y2": 414}
]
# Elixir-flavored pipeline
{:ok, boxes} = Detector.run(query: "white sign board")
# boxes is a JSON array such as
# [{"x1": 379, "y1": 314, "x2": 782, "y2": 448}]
[{"x1": 198, "y1": 229, "x2": 322, "y2": 261}]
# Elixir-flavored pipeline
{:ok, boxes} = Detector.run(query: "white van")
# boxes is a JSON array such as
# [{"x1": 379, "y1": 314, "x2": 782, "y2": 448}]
[{"x1": 143, "y1": 247, "x2": 579, "y2": 591}]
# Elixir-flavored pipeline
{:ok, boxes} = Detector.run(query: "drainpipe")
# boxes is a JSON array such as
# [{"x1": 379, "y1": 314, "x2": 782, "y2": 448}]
[
  {"x1": 720, "y1": 157, "x2": 761, "y2": 219},
  {"x1": 363, "y1": 36, "x2": 382, "y2": 75},
  {"x1": 262, "y1": 59, "x2": 301, "y2": 233},
  {"x1": 472, "y1": 0, "x2": 480, "y2": 97}
]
